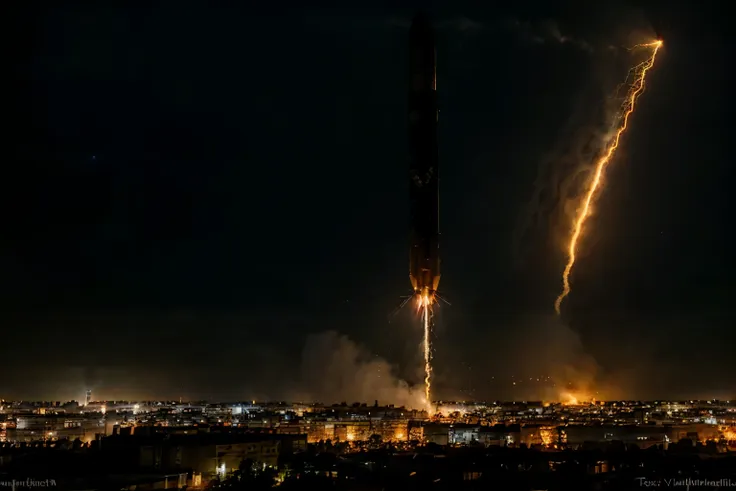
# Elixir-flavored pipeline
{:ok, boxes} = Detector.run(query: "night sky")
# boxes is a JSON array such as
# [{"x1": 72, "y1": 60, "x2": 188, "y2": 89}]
[{"x1": 6, "y1": 2, "x2": 734, "y2": 402}]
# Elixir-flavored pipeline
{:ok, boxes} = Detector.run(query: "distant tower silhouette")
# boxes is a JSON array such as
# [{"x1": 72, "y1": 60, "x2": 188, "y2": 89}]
[{"x1": 85, "y1": 389, "x2": 92, "y2": 406}]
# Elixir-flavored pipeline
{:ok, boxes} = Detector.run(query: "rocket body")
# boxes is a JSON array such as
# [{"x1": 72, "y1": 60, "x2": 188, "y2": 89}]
[{"x1": 408, "y1": 13, "x2": 440, "y2": 301}]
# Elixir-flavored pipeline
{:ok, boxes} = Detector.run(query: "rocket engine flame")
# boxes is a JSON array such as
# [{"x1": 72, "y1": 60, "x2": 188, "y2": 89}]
[
  {"x1": 416, "y1": 292, "x2": 434, "y2": 405},
  {"x1": 555, "y1": 41, "x2": 662, "y2": 314}
]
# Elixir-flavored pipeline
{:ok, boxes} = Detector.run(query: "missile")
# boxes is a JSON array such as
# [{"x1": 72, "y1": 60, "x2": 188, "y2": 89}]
[{"x1": 408, "y1": 12, "x2": 440, "y2": 303}]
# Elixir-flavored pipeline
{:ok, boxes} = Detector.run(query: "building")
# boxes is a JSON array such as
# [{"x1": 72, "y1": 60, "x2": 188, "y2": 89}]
[
  {"x1": 8, "y1": 415, "x2": 103, "y2": 443},
  {"x1": 133, "y1": 432, "x2": 305, "y2": 477},
  {"x1": 449, "y1": 424, "x2": 479, "y2": 444}
]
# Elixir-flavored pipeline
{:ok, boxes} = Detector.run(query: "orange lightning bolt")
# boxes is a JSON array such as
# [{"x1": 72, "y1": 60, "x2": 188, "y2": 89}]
[{"x1": 554, "y1": 40, "x2": 662, "y2": 315}]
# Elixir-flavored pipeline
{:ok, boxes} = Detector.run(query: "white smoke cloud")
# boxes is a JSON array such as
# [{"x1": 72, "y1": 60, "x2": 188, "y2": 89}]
[{"x1": 295, "y1": 330, "x2": 427, "y2": 409}]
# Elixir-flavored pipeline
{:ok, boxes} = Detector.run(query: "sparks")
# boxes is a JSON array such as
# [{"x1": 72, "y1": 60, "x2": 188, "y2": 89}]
[
  {"x1": 554, "y1": 40, "x2": 662, "y2": 315},
  {"x1": 416, "y1": 292, "x2": 434, "y2": 404}
]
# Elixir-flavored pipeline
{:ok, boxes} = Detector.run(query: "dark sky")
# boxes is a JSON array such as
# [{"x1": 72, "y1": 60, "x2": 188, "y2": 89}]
[{"x1": 5, "y1": 2, "x2": 734, "y2": 402}]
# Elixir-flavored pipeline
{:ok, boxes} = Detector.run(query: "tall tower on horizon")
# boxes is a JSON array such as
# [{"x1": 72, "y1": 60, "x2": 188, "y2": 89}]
[{"x1": 85, "y1": 389, "x2": 92, "y2": 406}]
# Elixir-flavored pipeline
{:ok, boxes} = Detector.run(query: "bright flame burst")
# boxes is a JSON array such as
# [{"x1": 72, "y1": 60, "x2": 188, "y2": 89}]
[
  {"x1": 560, "y1": 390, "x2": 595, "y2": 406},
  {"x1": 563, "y1": 393, "x2": 579, "y2": 405},
  {"x1": 416, "y1": 293, "x2": 434, "y2": 405},
  {"x1": 554, "y1": 40, "x2": 662, "y2": 315},
  {"x1": 539, "y1": 427, "x2": 554, "y2": 446}
]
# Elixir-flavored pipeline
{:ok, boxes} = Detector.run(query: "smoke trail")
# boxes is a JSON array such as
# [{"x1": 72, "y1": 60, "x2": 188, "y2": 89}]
[
  {"x1": 511, "y1": 93, "x2": 600, "y2": 268},
  {"x1": 513, "y1": 124, "x2": 613, "y2": 271},
  {"x1": 512, "y1": 36, "x2": 638, "y2": 271}
]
